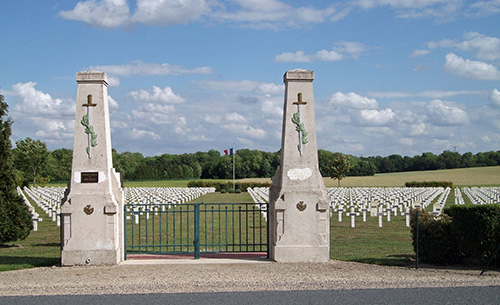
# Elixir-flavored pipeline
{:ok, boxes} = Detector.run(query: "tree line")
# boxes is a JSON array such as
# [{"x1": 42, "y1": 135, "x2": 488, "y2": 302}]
[{"x1": 11, "y1": 138, "x2": 500, "y2": 186}]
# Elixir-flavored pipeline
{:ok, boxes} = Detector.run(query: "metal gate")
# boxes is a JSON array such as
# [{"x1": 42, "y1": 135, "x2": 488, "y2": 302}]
[{"x1": 124, "y1": 202, "x2": 268, "y2": 259}]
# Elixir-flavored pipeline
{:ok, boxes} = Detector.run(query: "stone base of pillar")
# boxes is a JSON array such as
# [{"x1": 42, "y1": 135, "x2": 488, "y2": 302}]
[
  {"x1": 271, "y1": 245, "x2": 330, "y2": 262},
  {"x1": 61, "y1": 248, "x2": 120, "y2": 266}
]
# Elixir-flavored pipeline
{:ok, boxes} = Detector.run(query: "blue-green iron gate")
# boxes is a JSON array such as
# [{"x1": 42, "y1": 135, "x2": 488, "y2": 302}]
[{"x1": 124, "y1": 202, "x2": 269, "y2": 259}]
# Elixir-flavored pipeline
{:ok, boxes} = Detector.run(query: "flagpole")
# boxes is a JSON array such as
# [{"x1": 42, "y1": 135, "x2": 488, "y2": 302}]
[{"x1": 232, "y1": 142, "x2": 235, "y2": 191}]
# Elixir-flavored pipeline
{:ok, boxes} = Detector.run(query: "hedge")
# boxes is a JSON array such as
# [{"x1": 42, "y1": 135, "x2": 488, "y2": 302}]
[
  {"x1": 410, "y1": 209, "x2": 458, "y2": 265},
  {"x1": 445, "y1": 205, "x2": 500, "y2": 265},
  {"x1": 187, "y1": 180, "x2": 271, "y2": 192},
  {"x1": 411, "y1": 205, "x2": 500, "y2": 266},
  {"x1": 405, "y1": 181, "x2": 453, "y2": 188}
]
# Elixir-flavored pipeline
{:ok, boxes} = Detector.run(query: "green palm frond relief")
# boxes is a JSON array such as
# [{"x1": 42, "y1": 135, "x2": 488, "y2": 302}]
[
  {"x1": 81, "y1": 113, "x2": 98, "y2": 157},
  {"x1": 291, "y1": 112, "x2": 308, "y2": 145}
]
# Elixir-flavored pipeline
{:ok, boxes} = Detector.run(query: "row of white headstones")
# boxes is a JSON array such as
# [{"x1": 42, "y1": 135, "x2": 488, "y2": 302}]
[
  {"x1": 18, "y1": 186, "x2": 500, "y2": 230},
  {"x1": 20, "y1": 186, "x2": 216, "y2": 227},
  {"x1": 124, "y1": 187, "x2": 216, "y2": 224},
  {"x1": 248, "y1": 186, "x2": 500, "y2": 228}
]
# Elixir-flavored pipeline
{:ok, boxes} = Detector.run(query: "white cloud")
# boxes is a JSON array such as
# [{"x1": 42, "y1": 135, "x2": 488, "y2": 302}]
[
  {"x1": 467, "y1": 0, "x2": 500, "y2": 17},
  {"x1": 108, "y1": 76, "x2": 121, "y2": 87},
  {"x1": 329, "y1": 92, "x2": 378, "y2": 109},
  {"x1": 132, "y1": 0, "x2": 209, "y2": 26},
  {"x1": 425, "y1": 99, "x2": 469, "y2": 126},
  {"x1": 275, "y1": 41, "x2": 369, "y2": 63},
  {"x1": 203, "y1": 114, "x2": 221, "y2": 124},
  {"x1": 198, "y1": 80, "x2": 283, "y2": 96},
  {"x1": 409, "y1": 123, "x2": 427, "y2": 135},
  {"x1": 410, "y1": 49, "x2": 430, "y2": 58},
  {"x1": 314, "y1": 50, "x2": 344, "y2": 62},
  {"x1": 131, "y1": 128, "x2": 161, "y2": 140},
  {"x1": 261, "y1": 98, "x2": 283, "y2": 117},
  {"x1": 90, "y1": 61, "x2": 212, "y2": 77},
  {"x1": 352, "y1": 0, "x2": 465, "y2": 19},
  {"x1": 294, "y1": 5, "x2": 338, "y2": 23},
  {"x1": 254, "y1": 83, "x2": 284, "y2": 95},
  {"x1": 59, "y1": 1, "x2": 500, "y2": 30},
  {"x1": 131, "y1": 103, "x2": 176, "y2": 124},
  {"x1": 334, "y1": 41, "x2": 370, "y2": 59},
  {"x1": 12, "y1": 82, "x2": 74, "y2": 116},
  {"x1": 489, "y1": 89, "x2": 500, "y2": 108},
  {"x1": 444, "y1": 53, "x2": 500, "y2": 80},
  {"x1": 368, "y1": 90, "x2": 485, "y2": 99},
  {"x1": 221, "y1": 123, "x2": 266, "y2": 139},
  {"x1": 187, "y1": 134, "x2": 211, "y2": 141},
  {"x1": 108, "y1": 95, "x2": 119, "y2": 108},
  {"x1": 10, "y1": 82, "x2": 75, "y2": 145},
  {"x1": 457, "y1": 32, "x2": 500, "y2": 61},
  {"x1": 399, "y1": 137, "x2": 416, "y2": 146},
  {"x1": 357, "y1": 108, "x2": 395, "y2": 125},
  {"x1": 213, "y1": 0, "x2": 344, "y2": 28},
  {"x1": 275, "y1": 51, "x2": 312, "y2": 63},
  {"x1": 225, "y1": 112, "x2": 247, "y2": 122},
  {"x1": 128, "y1": 86, "x2": 186, "y2": 104},
  {"x1": 427, "y1": 32, "x2": 500, "y2": 61},
  {"x1": 59, "y1": 0, "x2": 131, "y2": 28},
  {"x1": 427, "y1": 38, "x2": 456, "y2": 49}
]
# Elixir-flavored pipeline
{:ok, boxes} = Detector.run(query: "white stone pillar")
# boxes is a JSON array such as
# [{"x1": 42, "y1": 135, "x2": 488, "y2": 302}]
[
  {"x1": 269, "y1": 69, "x2": 330, "y2": 262},
  {"x1": 60, "y1": 71, "x2": 124, "y2": 266}
]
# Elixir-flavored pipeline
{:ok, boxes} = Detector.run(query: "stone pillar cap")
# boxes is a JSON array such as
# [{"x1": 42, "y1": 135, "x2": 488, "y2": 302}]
[
  {"x1": 76, "y1": 71, "x2": 108, "y2": 85},
  {"x1": 284, "y1": 69, "x2": 314, "y2": 82}
]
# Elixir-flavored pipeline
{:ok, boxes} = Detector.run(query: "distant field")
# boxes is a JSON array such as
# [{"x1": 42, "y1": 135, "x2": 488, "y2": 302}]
[
  {"x1": 242, "y1": 166, "x2": 500, "y2": 187},
  {"x1": 46, "y1": 166, "x2": 500, "y2": 188}
]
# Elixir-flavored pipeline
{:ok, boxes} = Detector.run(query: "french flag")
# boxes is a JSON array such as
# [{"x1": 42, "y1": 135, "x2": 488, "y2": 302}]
[{"x1": 224, "y1": 148, "x2": 233, "y2": 156}]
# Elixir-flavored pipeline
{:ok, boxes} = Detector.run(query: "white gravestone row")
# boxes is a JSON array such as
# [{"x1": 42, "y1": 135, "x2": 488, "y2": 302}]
[
  {"x1": 23, "y1": 186, "x2": 65, "y2": 227},
  {"x1": 461, "y1": 187, "x2": 500, "y2": 205},
  {"x1": 327, "y1": 187, "x2": 448, "y2": 227},
  {"x1": 454, "y1": 187, "x2": 465, "y2": 205},
  {"x1": 249, "y1": 187, "x2": 450, "y2": 228},
  {"x1": 16, "y1": 187, "x2": 43, "y2": 231},
  {"x1": 22, "y1": 186, "x2": 215, "y2": 227},
  {"x1": 125, "y1": 187, "x2": 215, "y2": 205},
  {"x1": 431, "y1": 187, "x2": 451, "y2": 216},
  {"x1": 246, "y1": 187, "x2": 269, "y2": 221},
  {"x1": 124, "y1": 187, "x2": 215, "y2": 225}
]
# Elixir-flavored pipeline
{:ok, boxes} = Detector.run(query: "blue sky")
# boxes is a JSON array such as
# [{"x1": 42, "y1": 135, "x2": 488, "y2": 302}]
[{"x1": 1, "y1": 0, "x2": 500, "y2": 157}]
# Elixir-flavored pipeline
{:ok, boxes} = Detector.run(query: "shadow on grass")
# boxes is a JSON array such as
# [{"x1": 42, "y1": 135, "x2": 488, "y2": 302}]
[
  {"x1": 0, "y1": 256, "x2": 60, "y2": 267},
  {"x1": 33, "y1": 243, "x2": 60, "y2": 247},
  {"x1": 335, "y1": 254, "x2": 415, "y2": 267}
]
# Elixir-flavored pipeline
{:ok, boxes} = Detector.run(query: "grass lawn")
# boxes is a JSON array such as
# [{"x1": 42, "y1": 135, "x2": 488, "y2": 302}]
[{"x1": 331, "y1": 215, "x2": 414, "y2": 266}]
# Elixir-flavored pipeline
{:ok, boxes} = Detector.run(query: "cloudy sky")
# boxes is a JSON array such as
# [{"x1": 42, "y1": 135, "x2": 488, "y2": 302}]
[{"x1": 1, "y1": 0, "x2": 500, "y2": 157}]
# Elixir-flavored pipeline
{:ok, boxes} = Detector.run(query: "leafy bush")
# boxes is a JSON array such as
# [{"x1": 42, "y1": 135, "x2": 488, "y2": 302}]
[
  {"x1": 405, "y1": 181, "x2": 453, "y2": 188},
  {"x1": 445, "y1": 205, "x2": 500, "y2": 265},
  {"x1": 0, "y1": 191, "x2": 33, "y2": 244},
  {"x1": 410, "y1": 209, "x2": 458, "y2": 265},
  {"x1": 411, "y1": 205, "x2": 500, "y2": 266}
]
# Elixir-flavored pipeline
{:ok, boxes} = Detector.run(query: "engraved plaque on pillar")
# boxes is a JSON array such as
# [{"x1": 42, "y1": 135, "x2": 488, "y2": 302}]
[{"x1": 81, "y1": 172, "x2": 98, "y2": 183}]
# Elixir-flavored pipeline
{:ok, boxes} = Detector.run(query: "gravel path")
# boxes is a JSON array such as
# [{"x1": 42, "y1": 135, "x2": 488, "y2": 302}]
[{"x1": 0, "y1": 259, "x2": 498, "y2": 296}]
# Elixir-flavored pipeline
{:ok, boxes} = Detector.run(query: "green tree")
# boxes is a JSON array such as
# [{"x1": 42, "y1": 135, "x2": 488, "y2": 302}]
[
  {"x1": 13, "y1": 138, "x2": 50, "y2": 186},
  {"x1": 45, "y1": 148, "x2": 72, "y2": 181},
  {"x1": 0, "y1": 94, "x2": 33, "y2": 243},
  {"x1": 327, "y1": 153, "x2": 351, "y2": 187}
]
